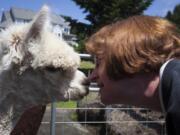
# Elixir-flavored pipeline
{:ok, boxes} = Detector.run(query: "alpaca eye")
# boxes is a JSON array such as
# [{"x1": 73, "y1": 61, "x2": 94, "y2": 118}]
[{"x1": 45, "y1": 67, "x2": 57, "y2": 72}]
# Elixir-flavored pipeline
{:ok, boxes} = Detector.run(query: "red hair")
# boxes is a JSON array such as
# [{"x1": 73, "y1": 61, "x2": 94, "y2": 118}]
[{"x1": 86, "y1": 15, "x2": 180, "y2": 80}]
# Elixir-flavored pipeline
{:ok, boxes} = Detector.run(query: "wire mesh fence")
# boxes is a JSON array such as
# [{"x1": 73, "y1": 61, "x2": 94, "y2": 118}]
[
  {"x1": 38, "y1": 95, "x2": 166, "y2": 135},
  {"x1": 38, "y1": 54, "x2": 167, "y2": 135}
]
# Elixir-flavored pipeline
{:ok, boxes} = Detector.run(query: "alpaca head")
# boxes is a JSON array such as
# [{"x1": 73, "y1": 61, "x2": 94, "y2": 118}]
[
  {"x1": 0, "y1": 5, "x2": 89, "y2": 105},
  {"x1": 0, "y1": 6, "x2": 90, "y2": 134}
]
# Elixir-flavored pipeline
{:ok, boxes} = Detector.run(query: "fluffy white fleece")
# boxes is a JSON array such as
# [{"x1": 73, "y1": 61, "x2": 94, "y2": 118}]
[{"x1": 0, "y1": 5, "x2": 88, "y2": 134}]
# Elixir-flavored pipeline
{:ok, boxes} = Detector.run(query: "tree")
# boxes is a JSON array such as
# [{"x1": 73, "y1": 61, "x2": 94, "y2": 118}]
[
  {"x1": 62, "y1": 16, "x2": 91, "y2": 38},
  {"x1": 166, "y1": 4, "x2": 180, "y2": 30},
  {"x1": 65, "y1": 0, "x2": 153, "y2": 52},
  {"x1": 62, "y1": 15, "x2": 91, "y2": 53},
  {"x1": 72, "y1": 0, "x2": 153, "y2": 33}
]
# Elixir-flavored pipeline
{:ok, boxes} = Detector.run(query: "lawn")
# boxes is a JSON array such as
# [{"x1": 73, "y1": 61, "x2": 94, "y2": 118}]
[
  {"x1": 80, "y1": 60, "x2": 95, "y2": 69},
  {"x1": 56, "y1": 100, "x2": 77, "y2": 108}
]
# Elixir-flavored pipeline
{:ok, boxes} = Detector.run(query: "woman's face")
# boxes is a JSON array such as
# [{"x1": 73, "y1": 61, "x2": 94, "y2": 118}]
[
  {"x1": 88, "y1": 54, "x2": 160, "y2": 110},
  {"x1": 88, "y1": 54, "x2": 131, "y2": 104}
]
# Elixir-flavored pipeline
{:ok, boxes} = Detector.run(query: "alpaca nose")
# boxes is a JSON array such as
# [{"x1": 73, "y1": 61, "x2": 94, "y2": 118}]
[
  {"x1": 82, "y1": 77, "x2": 90, "y2": 86},
  {"x1": 82, "y1": 78, "x2": 90, "y2": 95}
]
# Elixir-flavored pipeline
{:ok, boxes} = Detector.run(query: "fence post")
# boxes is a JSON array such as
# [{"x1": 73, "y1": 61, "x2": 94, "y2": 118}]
[{"x1": 50, "y1": 102, "x2": 56, "y2": 135}]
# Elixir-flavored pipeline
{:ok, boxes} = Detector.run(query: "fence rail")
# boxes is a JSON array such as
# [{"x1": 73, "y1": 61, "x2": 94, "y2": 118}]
[{"x1": 48, "y1": 106, "x2": 165, "y2": 135}]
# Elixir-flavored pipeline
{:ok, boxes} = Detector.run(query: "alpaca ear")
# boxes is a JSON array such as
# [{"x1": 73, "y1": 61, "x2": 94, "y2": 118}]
[{"x1": 25, "y1": 5, "x2": 50, "y2": 41}]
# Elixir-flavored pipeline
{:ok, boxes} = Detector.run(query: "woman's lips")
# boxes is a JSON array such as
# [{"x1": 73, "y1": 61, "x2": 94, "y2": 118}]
[{"x1": 98, "y1": 82, "x2": 104, "y2": 88}]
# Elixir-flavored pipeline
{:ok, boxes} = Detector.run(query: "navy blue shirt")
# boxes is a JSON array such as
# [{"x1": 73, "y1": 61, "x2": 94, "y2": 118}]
[{"x1": 161, "y1": 59, "x2": 180, "y2": 135}]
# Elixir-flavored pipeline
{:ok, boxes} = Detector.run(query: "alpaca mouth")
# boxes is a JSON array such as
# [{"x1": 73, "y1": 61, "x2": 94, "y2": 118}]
[
  {"x1": 64, "y1": 82, "x2": 89, "y2": 101},
  {"x1": 82, "y1": 79, "x2": 90, "y2": 87}
]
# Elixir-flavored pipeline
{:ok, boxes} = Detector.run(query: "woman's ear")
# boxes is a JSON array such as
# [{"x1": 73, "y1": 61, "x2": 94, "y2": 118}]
[{"x1": 144, "y1": 75, "x2": 160, "y2": 97}]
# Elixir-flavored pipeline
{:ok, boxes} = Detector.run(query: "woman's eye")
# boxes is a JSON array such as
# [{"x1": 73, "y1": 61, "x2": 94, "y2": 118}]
[
  {"x1": 96, "y1": 61, "x2": 100, "y2": 67},
  {"x1": 96, "y1": 58, "x2": 102, "y2": 67},
  {"x1": 94, "y1": 55, "x2": 104, "y2": 68}
]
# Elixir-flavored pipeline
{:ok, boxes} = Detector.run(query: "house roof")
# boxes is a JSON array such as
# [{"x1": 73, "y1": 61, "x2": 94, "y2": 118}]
[
  {"x1": 4, "y1": 11, "x2": 13, "y2": 22},
  {"x1": 0, "y1": 21, "x2": 9, "y2": 28},
  {"x1": 0, "y1": 11, "x2": 14, "y2": 28},
  {"x1": 10, "y1": 7, "x2": 35, "y2": 21},
  {"x1": 1, "y1": 7, "x2": 70, "y2": 27}
]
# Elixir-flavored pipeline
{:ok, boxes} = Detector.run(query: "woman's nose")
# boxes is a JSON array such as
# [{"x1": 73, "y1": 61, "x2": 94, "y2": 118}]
[{"x1": 87, "y1": 69, "x2": 98, "y2": 82}]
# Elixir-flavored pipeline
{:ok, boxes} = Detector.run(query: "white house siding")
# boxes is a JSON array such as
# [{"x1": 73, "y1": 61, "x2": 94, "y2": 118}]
[{"x1": 52, "y1": 25, "x2": 63, "y2": 39}]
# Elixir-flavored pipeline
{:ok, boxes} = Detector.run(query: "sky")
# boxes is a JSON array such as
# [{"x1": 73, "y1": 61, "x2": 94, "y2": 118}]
[{"x1": 0, "y1": 0, "x2": 179, "y2": 24}]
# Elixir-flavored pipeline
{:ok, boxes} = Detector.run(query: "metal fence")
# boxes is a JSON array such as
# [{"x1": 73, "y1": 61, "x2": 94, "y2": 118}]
[
  {"x1": 47, "y1": 95, "x2": 166, "y2": 135},
  {"x1": 46, "y1": 54, "x2": 166, "y2": 135}
]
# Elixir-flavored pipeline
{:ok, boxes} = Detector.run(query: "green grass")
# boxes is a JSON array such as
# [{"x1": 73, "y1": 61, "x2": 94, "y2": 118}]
[
  {"x1": 70, "y1": 113, "x2": 78, "y2": 121},
  {"x1": 56, "y1": 100, "x2": 77, "y2": 108},
  {"x1": 55, "y1": 101, "x2": 78, "y2": 121},
  {"x1": 80, "y1": 60, "x2": 95, "y2": 69}
]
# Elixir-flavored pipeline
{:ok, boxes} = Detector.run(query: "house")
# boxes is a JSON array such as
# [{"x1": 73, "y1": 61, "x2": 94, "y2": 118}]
[{"x1": 0, "y1": 7, "x2": 77, "y2": 46}]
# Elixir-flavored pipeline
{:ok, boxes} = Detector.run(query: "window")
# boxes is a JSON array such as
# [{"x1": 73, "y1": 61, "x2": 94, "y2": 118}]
[
  {"x1": 64, "y1": 28, "x2": 69, "y2": 33},
  {"x1": 58, "y1": 33, "x2": 61, "y2": 37}
]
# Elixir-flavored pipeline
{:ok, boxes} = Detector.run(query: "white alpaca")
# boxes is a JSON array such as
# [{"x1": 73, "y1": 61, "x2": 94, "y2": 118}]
[{"x1": 0, "y1": 6, "x2": 88, "y2": 134}]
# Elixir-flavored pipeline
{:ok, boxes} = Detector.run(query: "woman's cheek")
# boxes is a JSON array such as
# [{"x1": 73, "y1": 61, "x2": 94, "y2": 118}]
[
  {"x1": 100, "y1": 86, "x2": 112, "y2": 105},
  {"x1": 100, "y1": 90, "x2": 109, "y2": 105}
]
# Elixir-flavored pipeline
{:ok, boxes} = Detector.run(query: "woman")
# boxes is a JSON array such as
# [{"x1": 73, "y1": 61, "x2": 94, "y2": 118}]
[{"x1": 86, "y1": 15, "x2": 180, "y2": 134}]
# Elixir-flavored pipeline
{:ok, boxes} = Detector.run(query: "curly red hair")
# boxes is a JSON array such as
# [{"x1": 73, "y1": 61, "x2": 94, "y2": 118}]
[{"x1": 86, "y1": 15, "x2": 180, "y2": 80}]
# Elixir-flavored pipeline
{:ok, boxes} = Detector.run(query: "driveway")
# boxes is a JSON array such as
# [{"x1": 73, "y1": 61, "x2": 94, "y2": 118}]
[{"x1": 37, "y1": 107, "x2": 92, "y2": 135}]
